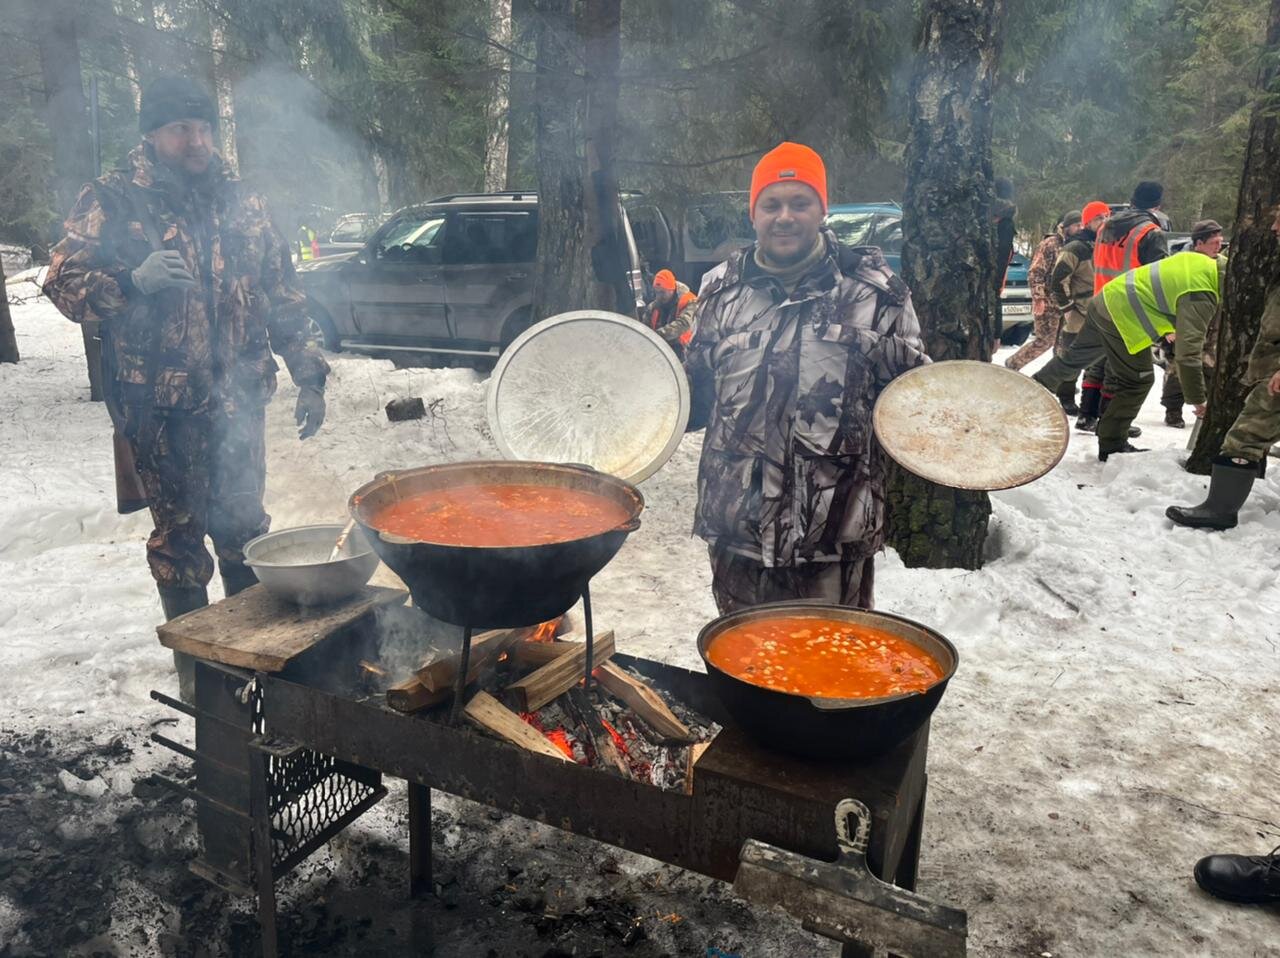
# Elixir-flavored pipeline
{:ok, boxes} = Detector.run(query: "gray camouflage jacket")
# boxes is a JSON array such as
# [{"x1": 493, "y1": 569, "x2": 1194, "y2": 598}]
[{"x1": 687, "y1": 230, "x2": 929, "y2": 566}]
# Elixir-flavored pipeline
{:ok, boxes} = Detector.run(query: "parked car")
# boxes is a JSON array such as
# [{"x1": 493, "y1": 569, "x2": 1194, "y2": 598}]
[
  {"x1": 315, "y1": 213, "x2": 385, "y2": 259},
  {"x1": 825, "y1": 202, "x2": 904, "y2": 272},
  {"x1": 296, "y1": 192, "x2": 645, "y2": 358},
  {"x1": 1000, "y1": 251, "x2": 1033, "y2": 345}
]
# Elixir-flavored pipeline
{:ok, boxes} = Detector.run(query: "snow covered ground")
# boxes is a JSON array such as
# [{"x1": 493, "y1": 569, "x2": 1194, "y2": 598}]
[{"x1": 1, "y1": 294, "x2": 1278, "y2": 957}]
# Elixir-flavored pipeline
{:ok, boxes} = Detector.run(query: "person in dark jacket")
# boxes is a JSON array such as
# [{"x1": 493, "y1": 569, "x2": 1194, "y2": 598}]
[
  {"x1": 1047, "y1": 201, "x2": 1109, "y2": 418},
  {"x1": 991, "y1": 177, "x2": 1017, "y2": 298},
  {"x1": 42, "y1": 76, "x2": 328, "y2": 698}
]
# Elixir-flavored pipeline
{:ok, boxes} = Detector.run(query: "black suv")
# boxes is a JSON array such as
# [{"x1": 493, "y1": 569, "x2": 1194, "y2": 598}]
[{"x1": 297, "y1": 192, "x2": 644, "y2": 358}]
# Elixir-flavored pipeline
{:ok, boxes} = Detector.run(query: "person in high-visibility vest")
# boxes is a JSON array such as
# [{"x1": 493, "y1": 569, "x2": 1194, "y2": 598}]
[
  {"x1": 1033, "y1": 249, "x2": 1219, "y2": 460},
  {"x1": 297, "y1": 224, "x2": 318, "y2": 261},
  {"x1": 644, "y1": 269, "x2": 698, "y2": 351}
]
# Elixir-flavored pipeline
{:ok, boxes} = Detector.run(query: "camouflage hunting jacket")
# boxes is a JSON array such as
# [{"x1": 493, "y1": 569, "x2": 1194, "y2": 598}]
[
  {"x1": 1049, "y1": 231, "x2": 1096, "y2": 314},
  {"x1": 43, "y1": 146, "x2": 328, "y2": 413},
  {"x1": 1027, "y1": 232, "x2": 1063, "y2": 318},
  {"x1": 687, "y1": 231, "x2": 929, "y2": 566}
]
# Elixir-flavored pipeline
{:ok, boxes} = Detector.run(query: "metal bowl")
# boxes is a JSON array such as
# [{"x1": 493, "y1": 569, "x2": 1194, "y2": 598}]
[
  {"x1": 697, "y1": 601, "x2": 958, "y2": 760},
  {"x1": 242, "y1": 524, "x2": 380, "y2": 606}
]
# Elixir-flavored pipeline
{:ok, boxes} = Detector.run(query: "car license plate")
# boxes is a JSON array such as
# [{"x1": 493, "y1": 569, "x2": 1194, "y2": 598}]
[{"x1": 1002, "y1": 303, "x2": 1032, "y2": 316}]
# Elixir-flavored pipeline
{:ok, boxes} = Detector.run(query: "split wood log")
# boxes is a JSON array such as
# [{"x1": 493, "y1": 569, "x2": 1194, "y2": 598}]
[
  {"x1": 504, "y1": 631, "x2": 615, "y2": 712},
  {"x1": 463, "y1": 691, "x2": 570, "y2": 761},
  {"x1": 563, "y1": 687, "x2": 630, "y2": 778},
  {"x1": 595, "y1": 662, "x2": 693, "y2": 743},
  {"x1": 509, "y1": 633, "x2": 597, "y2": 668},
  {"x1": 386, "y1": 677, "x2": 448, "y2": 714},
  {"x1": 684, "y1": 742, "x2": 710, "y2": 795},
  {"x1": 415, "y1": 626, "x2": 531, "y2": 692}
]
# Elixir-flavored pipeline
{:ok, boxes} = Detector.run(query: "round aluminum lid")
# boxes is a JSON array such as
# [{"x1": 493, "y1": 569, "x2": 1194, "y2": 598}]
[
  {"x1": 487, "y1": 310, "x2": 691, "y2": 483},
  {"x1": 872, "y1": 360, "x2": 1069, "y2": 491}
]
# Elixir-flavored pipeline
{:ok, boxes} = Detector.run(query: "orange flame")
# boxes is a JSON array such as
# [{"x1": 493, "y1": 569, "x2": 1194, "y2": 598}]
[
  {"x1": 545, "y1": 728, "x2": 575, "y2": 759},
  {"x1": 600, "y1": 718, "x2": 628, "y2": 757},
  {"x1": 531, "y1": 617, "x2": 562, "y2": 642}
]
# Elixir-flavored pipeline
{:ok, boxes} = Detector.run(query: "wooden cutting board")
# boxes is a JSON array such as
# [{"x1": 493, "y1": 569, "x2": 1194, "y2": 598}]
[{"x1": 157, "y1": 584, "x2": 409, "y2": 672}]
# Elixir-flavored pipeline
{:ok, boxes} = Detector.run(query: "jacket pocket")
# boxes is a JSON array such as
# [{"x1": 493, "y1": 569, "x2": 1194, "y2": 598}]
[
  {"x1": 790, "y1": 445, "x2": 878, "y2": 561},
  {"x1": 793, "y1": 322, "x2": 875, "y2": 456},
  {"x1": 230, "y1": 342, "x2": 279, "y2": 406}
]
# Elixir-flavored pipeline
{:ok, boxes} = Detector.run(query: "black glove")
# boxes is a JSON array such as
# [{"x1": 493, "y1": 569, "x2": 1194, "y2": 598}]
[
  {"x1": 131, "y1": 250, "x2": 197, "y2": 295},
  {"x1": 295, "y1": 385, "x2": 325, "y2": 440}
]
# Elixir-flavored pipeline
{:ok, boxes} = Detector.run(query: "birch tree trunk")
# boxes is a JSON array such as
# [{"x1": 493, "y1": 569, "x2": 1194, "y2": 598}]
[
  {"x1": 482, "y1": 0, "x2": 512, "y2": 192},
  {"x1": 1187, "y1": 0, "x2": 1280, "y2": 474},
  {"x1": 209, "y1": 20, "x2": 239, "y2": 173},
  {"x1": 529, "y1": 0, "x2": 594, "y2": 322},
  {"x1": 0, "y1": 260, "x2": 19, "y2": 365},
  {"x1": 885, "y1": 0, "x2": 1005, "y2": 570}
]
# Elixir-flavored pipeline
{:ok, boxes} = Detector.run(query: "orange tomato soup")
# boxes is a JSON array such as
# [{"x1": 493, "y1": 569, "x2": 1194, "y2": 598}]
[
  {"x1": 706, "y1": 615, "x2": 944, "y2": 699},
  {"x1": 370, "y1": 483, "x2": 630, "y2": 547}
]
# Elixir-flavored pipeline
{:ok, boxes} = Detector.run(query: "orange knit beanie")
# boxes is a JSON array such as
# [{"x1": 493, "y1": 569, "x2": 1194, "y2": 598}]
[
  {"x1": 750, "y1": 142, "x2": 828, "y2": 215},
  {"x1": 653, "y1": 269, "x2": 676, "y2": 291}
]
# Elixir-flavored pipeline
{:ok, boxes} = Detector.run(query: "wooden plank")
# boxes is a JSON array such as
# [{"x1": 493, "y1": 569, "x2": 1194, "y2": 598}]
[
  {"x1": 414, "y1": 627, "x2": 531, "y2": 692},
  {"x1": 503, "y1": 631, "x2": 616, "y2": 712},
  {"x1": 386, "y1": 678, "x2": 448, "y2": 714},
  {"x1": 595, "y1": 662, "x2": 694, "y2": 743},
  {"x1": 684, "y1": 742, "x2": 710, "y2": 794},
  {"x1": 157, "y1": 585, "x2": 409, "y2": 672},
  {"x1": 463, "y1": 691, "x2": 570, "y2": 761}
]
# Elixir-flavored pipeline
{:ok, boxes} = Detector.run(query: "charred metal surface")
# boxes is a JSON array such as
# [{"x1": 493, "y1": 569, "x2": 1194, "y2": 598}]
[{"x1": 734, "y1": 800, "x2": 966, "y2": 957}]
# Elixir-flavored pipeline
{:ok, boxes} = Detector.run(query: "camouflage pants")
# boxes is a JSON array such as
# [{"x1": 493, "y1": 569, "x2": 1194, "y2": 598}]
[
  {"x1": 1221, "y1": 379, "x2": 1280, "y2": 463},
  {"x1": 708, "y1": 545, "x2": 874, "y2": 615},
  {"x1": 1005, "y1": 309, "x2": 1061, "y2": 371},
  {"x1": 124, "y1": 401, "x2": 270, "y2": 588}
]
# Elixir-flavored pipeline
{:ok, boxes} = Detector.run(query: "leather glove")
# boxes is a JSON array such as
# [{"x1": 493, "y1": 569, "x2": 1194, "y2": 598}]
[
  {"x1": 295, "y1": 385, "x2": 325, "y2": 440},
  {"x1": 131, "y1": 250, "x2": 197, "y2": 295}
]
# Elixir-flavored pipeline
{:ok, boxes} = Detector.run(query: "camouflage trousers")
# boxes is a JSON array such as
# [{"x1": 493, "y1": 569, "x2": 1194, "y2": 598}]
[
  {"x1": 1005, "y1": 309, "x2": 1061, "y2": 371},
  {"x1": 708, "y1": 544, "x2": 875, "y2": 615},
  {"x1": 124, "y1": 401, "x2": 270, "y2": 588},
  {"x1": 1221, "y1": 379, "x2": 1280, "y2": 463}
]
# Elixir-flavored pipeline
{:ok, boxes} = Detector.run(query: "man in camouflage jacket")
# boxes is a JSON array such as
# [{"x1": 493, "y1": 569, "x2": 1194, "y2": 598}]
[
  {"x1": 687, "y1": 142, "x2": 929, "y2": 613},
  {"x1": 1005, "y1": 211, "x2": 1078, "y2": 373},
  {"x1": 43, "y1": 77, "x2": 328, "y2": 666}
]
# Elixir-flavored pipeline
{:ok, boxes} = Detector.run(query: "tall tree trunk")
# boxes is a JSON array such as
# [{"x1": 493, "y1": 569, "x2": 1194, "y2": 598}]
[
  {"x1": 482, "y1": 0, "x2": 512, "y2": 192},
  {"x1": 209, "y1": 20, "x2": 239, "y2": 173},
  {"x1": 34, "y1": 0, "x2": 103, "y2": 401},
  {"x1": 0, "y1": 260, "x2": 19, "y2": 364},
  {"x1": 529, "y1": 0, "x2": 594, "y2": 322},
  {"x1": 885, "y1": 0, "x2": 1005, "y2": 570},
  {"x1": 1187, "y1": 0, "x2": 1280, "y2": 474},
  {"x1": 578, "y1": 0, "x2": 632, "y2": 316}
]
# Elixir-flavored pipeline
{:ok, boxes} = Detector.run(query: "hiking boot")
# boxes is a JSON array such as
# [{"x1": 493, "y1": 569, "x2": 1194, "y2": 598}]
[
  {"x1": 1166, "y1": 457, "x2": 1258, "y2": 531},
  {"x1": 1129, "y1": 425, "x2": 1143, "y2": 438},
  {"x1": 1098, "y1": 442, "x2": 1147, "y2": 462},
  {"x1": 1194, "y1": 846, "x2": 1280, "y2": 904},
  {"x1": 1075, "y1": 416, "x2": 1098, "y2": 433},
  {"x1": 1165, "y1": 408, "x2": 1186, "y2": 428},
  {"x1": 1060, "y1": 398, "x2": 1080, "y2": 416}
]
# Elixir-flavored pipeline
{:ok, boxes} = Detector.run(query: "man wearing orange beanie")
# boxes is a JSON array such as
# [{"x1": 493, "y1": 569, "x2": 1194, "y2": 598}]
[
  {"x1": 686, "y1": 142, "x2": 928, "y2": 612},
  {"x1": 644, "y1": 268, "x2": 698, "y2": 350}
]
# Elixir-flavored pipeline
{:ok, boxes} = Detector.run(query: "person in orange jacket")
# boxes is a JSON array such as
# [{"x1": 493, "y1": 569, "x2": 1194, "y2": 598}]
[{"x1": 645, "y1": 269, "x2": 697, "y2": 351}]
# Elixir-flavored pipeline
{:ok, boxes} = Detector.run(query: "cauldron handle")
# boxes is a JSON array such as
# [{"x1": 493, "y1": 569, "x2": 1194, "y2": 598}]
[{"x1": 833, "y1": 798, "x2": 872, "y2": 866}]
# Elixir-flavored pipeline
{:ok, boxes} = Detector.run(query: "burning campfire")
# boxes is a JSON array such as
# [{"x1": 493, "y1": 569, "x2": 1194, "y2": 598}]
[{"x1": 380, "y1": 618, "x2": 716, "y2": 791}]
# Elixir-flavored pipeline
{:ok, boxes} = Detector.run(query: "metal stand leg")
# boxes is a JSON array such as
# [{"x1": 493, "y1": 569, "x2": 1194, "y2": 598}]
[
  {"x1": 893, "y1": 773, "x2": 927, "y2": 892},
  {"x1": 249, "y1": 751, "x2": 279, "y2": 958},
  {"x1": 408, "y1": 782, "x2": 432, "y2": 898},
  {"x1": 448, "y1": 625, "x2": 474, "y2": 725},
  {"x1": 582, "y1": 584, "x2": 594, "y2": 691}
]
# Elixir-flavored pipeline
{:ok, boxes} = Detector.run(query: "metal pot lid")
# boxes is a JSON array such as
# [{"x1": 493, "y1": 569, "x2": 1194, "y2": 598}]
[
  {"x1": 872, "y1": 360, "x2": 1068, "y2": 491},
  {"x1": 487, "y1": 310, "x2": 691, "y2": 484}
]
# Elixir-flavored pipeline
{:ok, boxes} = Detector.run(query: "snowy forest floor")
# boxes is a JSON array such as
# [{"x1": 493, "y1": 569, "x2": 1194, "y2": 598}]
[{"x1": 1, "y1": 291, "x2": 1279, "y2": 958}]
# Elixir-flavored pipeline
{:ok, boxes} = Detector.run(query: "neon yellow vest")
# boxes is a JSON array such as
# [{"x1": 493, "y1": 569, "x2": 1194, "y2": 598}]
[{"x1": 1101, "y1": 250, "x2": 1219, "y2": 354}]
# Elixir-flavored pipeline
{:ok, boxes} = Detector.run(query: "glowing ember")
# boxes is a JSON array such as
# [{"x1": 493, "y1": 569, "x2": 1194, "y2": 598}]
[
  {"x1": 600, "y1": 718, "x2": 628, "y2": 756},
  {"x1": 358, "y1": 660, "x2": 387, "y2": 677},
  {"x1": 545, "y1": 728, "x2": 575, "y2": 759}
]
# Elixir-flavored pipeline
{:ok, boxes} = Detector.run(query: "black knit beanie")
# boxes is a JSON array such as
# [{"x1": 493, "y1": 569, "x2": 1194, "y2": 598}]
[{"x1": 139, "y1": 75, "x2": 217, "y2": 134}]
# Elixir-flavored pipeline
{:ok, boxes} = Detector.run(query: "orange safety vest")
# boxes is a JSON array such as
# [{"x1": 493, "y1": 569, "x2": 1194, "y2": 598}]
[
  {"x1": 650, "y1": 290, "x2": 697, "y2": 345},
  {"x1": 1093, "y1": 221, "x2": 1159, "y2": 293}
]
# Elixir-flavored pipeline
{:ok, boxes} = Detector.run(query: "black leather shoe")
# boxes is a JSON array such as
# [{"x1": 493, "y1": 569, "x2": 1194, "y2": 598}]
[
  {"x1": 1098, "y1": 442, "x2": 1148, "y2": 462},
  {"x1": 1165, "y1": 408, "x2": 1186, "y2": 428},
  {"x1": 1128, "y1": 425, "x2": 1143, "y2": 438},
  {"x1": 1194, "y1": 847, "x2": 1280, "y2": 903},
  {"x1": 1060, "y1": 399, "x2": 1080, "y2": 416},
  {"x1": 1076, "y1": 416, "x2": 1098, "y2": 433}
]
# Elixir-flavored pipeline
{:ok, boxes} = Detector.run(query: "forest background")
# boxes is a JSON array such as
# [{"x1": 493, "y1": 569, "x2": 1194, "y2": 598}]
[{"x1": 0, "y1": 0, "x2": 1267, "y2": 256}]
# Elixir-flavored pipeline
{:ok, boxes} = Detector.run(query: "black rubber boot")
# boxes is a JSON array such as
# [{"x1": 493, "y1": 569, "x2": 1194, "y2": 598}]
[
  {"x1": 220, "y1": 560, "x2": 258, "y2": 597},
  {"x1": 1098, "y1": 441, "x2": 1148, "y2": 462},
  {"x1": 1075, "y1": 386, "x2": 1100, "y2": 431},
  {"x1": 1166, "y1": 458, "x2": 1258, "y2": 530},
  {"x1": 1056, "y1": 379, "x2": 1079, "y2": 415},
  {"x1": 158, "y1": 584, "x2": 208, "y2": 704},
  {"x1": 1164, "y1": 407, "x2": 1186, "y2": 428}
]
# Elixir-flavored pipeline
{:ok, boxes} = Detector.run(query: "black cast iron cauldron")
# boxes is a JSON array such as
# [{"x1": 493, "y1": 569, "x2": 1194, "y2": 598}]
[
  {"x1": 348, "y1": 461, "x2": 643, "y2": 628},
  {"x1": 697, "y1": 601, "x2": 958, "y2": 761}
]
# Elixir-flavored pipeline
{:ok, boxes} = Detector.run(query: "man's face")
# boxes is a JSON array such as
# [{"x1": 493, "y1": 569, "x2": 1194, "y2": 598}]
[
  {"x1": 1087, "y1": 214, "x2": 1106, "y2": 233},
  {"x1": 1194, "y1": 233, "x2": 1223, "y2": 257},
  {"x1": 1064, "y1": 221, "x2": 1082, "y2": 237},
  {"x1": 654, "y1": 286, "x2": 675, "y2": 305},
  {"x1": 752, "y1": 183, "x2": 824, "y2": 265},
  {"x1": 147, "y1": 119, "x2": 214, "y2": 175}
]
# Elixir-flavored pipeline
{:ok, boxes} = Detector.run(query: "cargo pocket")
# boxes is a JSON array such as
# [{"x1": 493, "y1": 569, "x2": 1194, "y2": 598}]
[{"x1": 230, "y1": 340, "x2": 279, "y2": 406}]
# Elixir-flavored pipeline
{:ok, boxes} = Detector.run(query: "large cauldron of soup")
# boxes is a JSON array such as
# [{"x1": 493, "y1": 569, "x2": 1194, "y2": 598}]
[{"x1": 697, "y1": 601, "x2": 958, "y2": 760}]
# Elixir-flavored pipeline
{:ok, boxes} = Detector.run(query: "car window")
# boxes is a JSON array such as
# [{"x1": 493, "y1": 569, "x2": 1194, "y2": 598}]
[
  {"x1": 686, "y1": 198, "x2": 752, "y2": 254},
  {"x1": 825, "y1": 211, "x2": 877, "y2": 246},
  {"x1": 374, "y1": 214, "x2": 446, "y2": 263},
  {"x1": 870, "y1": 215, "x2": 903, "y2": 255},
  {"x1": 331, "y1": 218, "x2": 371, "y2": 243},
  {"x1": 443, "y1": 211, "x2": 538, "y2": 265}
]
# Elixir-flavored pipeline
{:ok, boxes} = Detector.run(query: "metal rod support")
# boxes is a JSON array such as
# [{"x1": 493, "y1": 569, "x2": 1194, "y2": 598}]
[
  {"x1": 448, "y1": 625, "x2": 474, "y2": 725},
  {"x1": 582, "y1": 584, "x2": 594, "y2": 691},
  {"x1": 408, "y1": 782, "x2": 432, "y2": 899}
]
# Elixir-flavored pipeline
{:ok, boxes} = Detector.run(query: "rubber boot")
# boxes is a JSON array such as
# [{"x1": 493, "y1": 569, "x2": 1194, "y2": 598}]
[
  {"x1": 220, "y1": 560, "x2": 258, "y2": 597},
  {"x1": 1166, "y1": 458, "x2": 1259, "y2": 530},
  {"x1": 1098, "y1": 395, "x2": 1142, "y2": 438},
  {"x1": 158, "y1": 584, "x2": 208, "y2": 704},
  {"x1": 1075, "y1": 385, "x2": 1101, "y2": 432}
]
